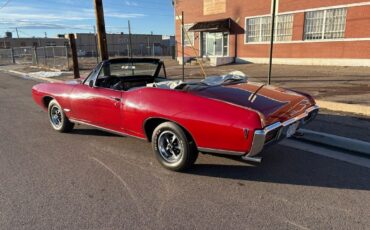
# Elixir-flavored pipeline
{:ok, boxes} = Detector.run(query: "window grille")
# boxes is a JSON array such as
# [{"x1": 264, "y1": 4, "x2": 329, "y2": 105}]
[
  {"x1": 304, "y1": 8, "x2": 347, "y2": 40},
  {"x1": 246, "y1": 14, "x2": 293, "y2": 43}
]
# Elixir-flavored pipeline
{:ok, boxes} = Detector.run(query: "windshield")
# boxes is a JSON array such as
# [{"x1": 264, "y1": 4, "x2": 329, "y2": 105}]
[{"x1": 100, "y1": 61, "x2": 159, "y2": 78}]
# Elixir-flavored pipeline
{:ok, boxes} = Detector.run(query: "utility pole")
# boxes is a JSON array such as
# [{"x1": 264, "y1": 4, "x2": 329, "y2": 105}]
[
  {"x1": 147, "y1": 37, "x2": 150, "y2": 56},
  {"x1": 93, "y1": 25, "x2": 99, "y2": 63},
  {"x1": 128, "y1": 20, "x2": 134, "y2": 75},
  {"x1": 15, "y1": 28, "x2": 19, "y2": 38},
  {"x1": 151, "y1": 31, "x2": 154, "y2": 57},
  {"x1": 181, "y1": 11, "x2": 185, "y2": 81},
  {"x1": 267, "y1": 0, "x2": 277, "y2": 85},
  {"x1": 94, "y1": 0, "x2": 109, "y2": 61},
  {"x1": 128, "y1": 20, "x2": 133, "y2": 59},
  {"x1": 68, "y1": 34, "x2": 80, "y2": 79}
]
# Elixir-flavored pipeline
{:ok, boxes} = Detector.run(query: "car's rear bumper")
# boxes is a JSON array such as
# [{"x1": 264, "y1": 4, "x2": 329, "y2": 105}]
[{"x1": 243, "y1": 105, "x2": 319, "y2": 159}]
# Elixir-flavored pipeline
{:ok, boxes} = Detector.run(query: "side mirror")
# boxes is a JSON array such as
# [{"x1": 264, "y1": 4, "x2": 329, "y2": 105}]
[{"x1": 89, "y1": 80, "x2": 94, "y2": 87}]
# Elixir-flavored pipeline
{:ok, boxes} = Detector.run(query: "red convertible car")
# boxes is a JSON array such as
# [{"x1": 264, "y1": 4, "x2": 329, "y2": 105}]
[{"x1": 32, "y1": 58, "x2": 319, "y2": 171}]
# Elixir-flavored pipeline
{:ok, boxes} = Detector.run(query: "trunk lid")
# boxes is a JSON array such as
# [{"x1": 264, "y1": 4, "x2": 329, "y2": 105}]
[{"x1": 190, "y1": 82, "x2": 315, "y2": 126}]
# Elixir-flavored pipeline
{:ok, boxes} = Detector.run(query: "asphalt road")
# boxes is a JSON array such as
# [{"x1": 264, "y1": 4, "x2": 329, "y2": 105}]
[{"x1": 0, "y1": 72, "x2": 369, "y2": 230}]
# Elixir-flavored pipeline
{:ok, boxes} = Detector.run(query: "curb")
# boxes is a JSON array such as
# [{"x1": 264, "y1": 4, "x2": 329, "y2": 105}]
[
  {"x1": 296, "y1": 129, "x2": 370, "y2": 156},
  {"x1": 316, "y1": 100, "x2": 370, "y2": 117},
  {"x1": 6, "y1": 70, "x2": 63, "y2": 83}
]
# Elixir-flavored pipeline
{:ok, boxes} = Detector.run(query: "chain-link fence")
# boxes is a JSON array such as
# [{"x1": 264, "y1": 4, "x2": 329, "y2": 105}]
[
  {"x1": 0, "y1": 49, "x2": 12, "y2": 65},
  {"x1": 36, "y1": 46, "x2": 69, "y2": 70},
  {"x1": 0, "y1": 42, "x2": 176, "y2": 71},
  {"x1": 0, "y1": 46, "x2": 70, "y2": 70},
  {"x1": 13, "y1": 47, "x2": 34, "y2": 65},
  {"x1": 77, "y1": 43, "x2": 176, "y2": 70}
]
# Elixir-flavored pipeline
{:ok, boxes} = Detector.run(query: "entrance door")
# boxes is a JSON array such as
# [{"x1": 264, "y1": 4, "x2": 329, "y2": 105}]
[
  {"x1": 214, "y1": 33, "x2": 223, "y2": 56},
  {"x1": 202, "y1": 32, "x2": 229, "y2": 57},
  {"x1": 206, "y1": 33, "x2": 214, "y2": 56}
]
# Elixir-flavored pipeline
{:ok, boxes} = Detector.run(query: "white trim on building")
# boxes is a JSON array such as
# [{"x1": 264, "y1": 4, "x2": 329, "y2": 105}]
[{"x1": 236, "y1": 57, "x2": 370, "y2": 67}]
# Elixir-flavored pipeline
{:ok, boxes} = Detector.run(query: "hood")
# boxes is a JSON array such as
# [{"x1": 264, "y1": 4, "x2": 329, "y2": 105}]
[{"x1": 190, "y1": 82, "x2": 315, "y2": 126}]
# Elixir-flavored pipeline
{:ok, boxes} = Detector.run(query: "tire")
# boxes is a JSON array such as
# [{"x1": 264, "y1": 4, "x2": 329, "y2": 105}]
[
  {"x1": 48, "y1": 99, "x2": 74, "y2": 133},
  {"x1": 152, "y1": 122, "x2": 198, "y2": 171}
]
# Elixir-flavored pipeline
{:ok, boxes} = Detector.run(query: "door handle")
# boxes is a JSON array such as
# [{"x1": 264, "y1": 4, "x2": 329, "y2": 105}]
[{"x1": 110, "y1": 97, "x2": 121, "y2": 102}]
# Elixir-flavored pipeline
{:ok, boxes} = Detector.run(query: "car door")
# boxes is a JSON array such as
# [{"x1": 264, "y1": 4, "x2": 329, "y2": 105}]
[
  {"x1": 71, "y1": 85, "x2": 122, "y2": 130},
  {"x1": 70, "y1": 64, "x2": 123, "y2": 132}
]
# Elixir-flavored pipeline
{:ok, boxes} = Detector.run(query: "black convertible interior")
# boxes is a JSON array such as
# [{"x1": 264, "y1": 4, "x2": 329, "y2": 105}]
[
  {"x1": 85, "y1": 58, "x2": 247, "y2": 91},
  {"x1": 87, "y1": 58, "x2": 167, "y2": 91},
  {"x1": 96, "y1": 75, "x2": 156, "y2": 91}
]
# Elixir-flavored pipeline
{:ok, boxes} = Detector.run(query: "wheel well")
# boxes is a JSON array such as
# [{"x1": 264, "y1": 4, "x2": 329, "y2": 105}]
[
  {"x1": 42, "y1": 96, "x2": 54, "y2": 109},
  {"x1": 144, "y1": 118, "x2": 195, "y2": 144}
]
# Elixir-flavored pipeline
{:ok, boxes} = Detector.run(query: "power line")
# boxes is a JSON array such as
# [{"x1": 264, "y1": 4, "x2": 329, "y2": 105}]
[{"x1": 0, "y1": 0, "x2": 12, "y2": 10}]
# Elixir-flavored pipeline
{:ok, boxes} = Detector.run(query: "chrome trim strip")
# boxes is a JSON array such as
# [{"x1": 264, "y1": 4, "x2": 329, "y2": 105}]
[
  {"x1": 70, "y1": 119, "x2": 147, "y2": 141},
  {"x1": 246, "y1": 105, "x2": 319, "y2": 157},
  {"x1": 198, "y1": 147, "x2": 245, "y2": 156}
]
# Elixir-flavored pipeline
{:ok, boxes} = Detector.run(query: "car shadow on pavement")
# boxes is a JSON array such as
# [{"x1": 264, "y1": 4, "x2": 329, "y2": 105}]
[{"x1": 189, "y1": 146, "x2": 370, "y2": 191}]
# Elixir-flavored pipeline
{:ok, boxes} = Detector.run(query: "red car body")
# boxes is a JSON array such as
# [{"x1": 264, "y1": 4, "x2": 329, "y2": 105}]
[{"x1": 32, "y1": 58, "x2": 318, "y2": 162}]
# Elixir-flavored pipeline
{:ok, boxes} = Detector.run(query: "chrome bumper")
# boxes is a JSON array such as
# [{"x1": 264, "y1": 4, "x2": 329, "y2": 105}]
[{"x1": 243, "y1": 105, "x2": 319, "y2": 159}]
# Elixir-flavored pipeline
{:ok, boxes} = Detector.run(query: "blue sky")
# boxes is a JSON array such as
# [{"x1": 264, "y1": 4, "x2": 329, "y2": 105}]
[{"x1": 0, "y1": 0, "x2": 175, "y2": 38}]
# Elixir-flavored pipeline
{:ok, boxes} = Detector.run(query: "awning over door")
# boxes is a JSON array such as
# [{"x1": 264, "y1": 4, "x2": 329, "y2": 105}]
[{"x1": 188, "y1": 18, "x2": 232, "y2": 33}]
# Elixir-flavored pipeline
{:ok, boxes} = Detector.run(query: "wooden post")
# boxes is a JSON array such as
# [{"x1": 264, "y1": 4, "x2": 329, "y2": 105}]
[
  {"x1": 52, "y1": 47, "x2": 56, "y2": 68},
  {"x1": 10, "y1": 48, "x2": 15, "y2": 64},
  {"x1": 68, "y1": 34, "x2": 80, "y2": 79},
  {"x1": 94, "y1": 0, "x2": 109, "y2": 61},
  {"x1": 65, "y1": 46, "x2": 70, "y2": 70},
  {"x1": 43, "y1": 47, "x2": 47, "y2": 66},
  {"x1": 33, "y1": 47, "x2": 39, "y2": 65}
]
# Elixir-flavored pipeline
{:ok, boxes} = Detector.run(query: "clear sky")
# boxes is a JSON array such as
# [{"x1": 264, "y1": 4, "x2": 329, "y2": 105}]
[{"x1": 0, "y1": 0, "x2": 175, "y2": 38}]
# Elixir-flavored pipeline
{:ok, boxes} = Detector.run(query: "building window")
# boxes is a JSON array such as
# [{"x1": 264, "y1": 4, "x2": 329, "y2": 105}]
[
  {"x1": 246, "y1": 14, "x2": 293, "y2": 43},
  {"x1": 304, "y1": 8, "x2": 347, "y2": 40},
  {"x1": 182, "y1": 24, "x2": 195, "y2": 47},
  {"x1": 275, "y1": 14, "x2": 294, "y2": 41},
  {"x1": 20, "y1": 42, "x2": 27, "y2": 47}
]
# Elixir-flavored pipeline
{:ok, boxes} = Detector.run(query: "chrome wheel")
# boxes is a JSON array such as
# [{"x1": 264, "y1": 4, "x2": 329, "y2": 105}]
[
  {"x1": 50, "y1": 105, "x2": 62, "y2": 128},
  {"x1": 158, "y1": 130, "x2": 183, "y2": 163}
]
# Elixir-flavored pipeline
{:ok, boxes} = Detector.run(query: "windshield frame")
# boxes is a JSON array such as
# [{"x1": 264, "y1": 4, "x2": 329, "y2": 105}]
[{"x1": 105, "y1": 58, "x2": 163, "y2": 78}]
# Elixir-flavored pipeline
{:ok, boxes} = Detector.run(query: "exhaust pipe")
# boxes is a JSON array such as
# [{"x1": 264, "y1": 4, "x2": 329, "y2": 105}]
[{"x1": 241, "y1": 155, "x2": 262, "y2": 163}]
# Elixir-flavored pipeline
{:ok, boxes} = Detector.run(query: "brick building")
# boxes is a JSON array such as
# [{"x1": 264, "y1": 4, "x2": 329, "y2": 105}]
[{"x1": 174, "y1": 0, "x2": 370, "y2": 66}]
